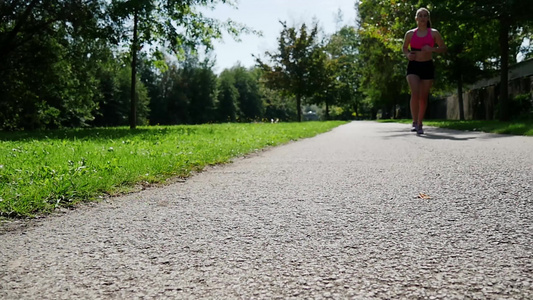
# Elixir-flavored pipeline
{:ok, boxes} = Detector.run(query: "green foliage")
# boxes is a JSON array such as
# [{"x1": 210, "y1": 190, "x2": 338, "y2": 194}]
[
  {"x1": 92, "y1": 63, "x2": 150, "y2": 127},
  {"x1": 0, "y1": 0, "x2": 256, "y2": 130},
  {"x1": 356, "y1": 0, "x2": 409, "y2": 117},
  {"x1": 0, "y1": 122, "x2": 346, "y2": 217},
  {"x1": 141, "y1": 57, "x2": 276, "y2": 125},
  {"x1": 318, "y1": 26, "x2": 364, "y2": 119},
  {"x1": 0, "y1": 24, "x2": 101, "y2": 130},
  {"x1": 429, "y1": 0, "x2": 533, "y2": 120},
  {"x1": 307, "y1": 46, "x2": 337, "y2": 119},
  {"x1": 504, "y1": 93, "x2": 533, "y2": 120},
  {"x1": 256, "y1": 22, "x2": 324, "y2": 121},
  {"x1": 186, "y1": 61, "x2": 218, "y2": 124},
  {"x1": 261, "y1": 88, "x2": 298, "y2": 122},
  {"x1": 145, "y1": 63, "x2": 190, "y2": 125},
  {"x1": 167, "y1": 56, "x2": 218, "y2": 124},
  {"x1": 138, "y1": 53, "x2": 301, "y2": 125},
  {"x1": 232, "y1": 66, "x2": 264, "y2": 121},
  {"x1": 109, "y1": 0, "x2": 256, "y2": 127},
  {"x1": 111, "y1": 0, "x2": 254, "y2": 59},
  {"x1": 217, "y1": 70, "x2": 240, "y2": 122}
]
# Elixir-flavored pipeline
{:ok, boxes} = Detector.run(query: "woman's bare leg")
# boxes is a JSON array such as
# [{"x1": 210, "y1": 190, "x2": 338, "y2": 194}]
[
  {"x1": 407, "y1": 75, "x2": 421, "y2": 124},
  {"x1": 417, "y1": 79, "x2": 433, "y2": 124}
]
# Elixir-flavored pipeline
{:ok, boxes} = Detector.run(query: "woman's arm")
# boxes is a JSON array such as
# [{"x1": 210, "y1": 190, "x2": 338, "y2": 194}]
[
  {"x1": 403, "y1": 31, "x2": 415, "y2": 60},
  {"x1": 424, "y1": 29, "x2": 447, "y2": 53}
]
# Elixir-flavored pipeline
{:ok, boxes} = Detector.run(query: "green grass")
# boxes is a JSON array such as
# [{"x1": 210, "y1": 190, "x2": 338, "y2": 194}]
[
  {"x1": 378, "y1": 119, "x2": 533, "y2": 136},
  {"x1": 0, "y1": 121, "x2": 346, "y2": 218}
]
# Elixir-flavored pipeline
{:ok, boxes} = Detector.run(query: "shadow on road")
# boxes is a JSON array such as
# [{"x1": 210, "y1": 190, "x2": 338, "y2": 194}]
[
  {"x1": 416, "y1": 133, "x2": 476, "y2": 141},
  {"x1": 382, "y1": 127, "x2": 515, "y2": 141},
  {"x1": 421, "y1": 127, "x2": 516, "y2": 140}
]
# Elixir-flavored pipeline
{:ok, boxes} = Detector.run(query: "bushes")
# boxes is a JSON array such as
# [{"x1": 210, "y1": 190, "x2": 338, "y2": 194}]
[{"x1": 510, "y1": 93, "x2": 533, "y2": 119}]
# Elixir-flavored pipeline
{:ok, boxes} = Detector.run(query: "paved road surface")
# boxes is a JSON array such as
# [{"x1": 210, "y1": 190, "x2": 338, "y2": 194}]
[{"x1": 1, "y1": 121, "x2": 532, "y2": 299}]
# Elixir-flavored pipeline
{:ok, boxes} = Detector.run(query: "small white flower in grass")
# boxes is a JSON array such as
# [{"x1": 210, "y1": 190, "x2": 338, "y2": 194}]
[{"x1": 108, "y1": 147, "x2": 114, "y2": 152}]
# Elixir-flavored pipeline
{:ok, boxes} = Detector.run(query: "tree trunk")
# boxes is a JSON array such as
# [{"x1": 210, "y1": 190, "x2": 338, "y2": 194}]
[
  {"x1": 354, "y1": 97, "x2": 358, "y2": 119},
  {"x1": 458, "y1": 72, "x2": 465, "y2": 121},
  {"x1": 296, "y1": 94, "x2": 302, "y2": 122},
  {"x1": 498, "y1": 16, "x2": 510, "y2": 121},
  {"x1": 130, "y1": 9, "x2": 139, "y2": 129},
  {"x1": 325, "y1": 101, "x2": 330, "y2": 120}
]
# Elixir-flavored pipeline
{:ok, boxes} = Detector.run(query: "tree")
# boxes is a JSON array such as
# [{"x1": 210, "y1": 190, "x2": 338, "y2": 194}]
[
  {"x1": 261, "y1": 88, "x2": 297, "y2": 122},
  {"x1": 307, "y1": 47, "x2": 338, "y2": 119},
  {"x1": 93, "y1": 62, "x2": 150, "y2": 127},
  {"x1": 140, "y1": 52, "x2": 220, "y2": 125},
  {"x1": 319, "y1": 26, "x2": 363, "y2": 119},
  {"x1": 110, "y1": 0, "x2": 254, "y2": 128},
  {"x1": 217, "y1": 70, "x2": 240, "y2": 122},
  {"x1": 161, "y1": 64, "x2": 191, "y2": 124},
  {"x1": 467, "y1": 0, "x2": 533, "y2": 121},
  {"x1": 0, "y1": 0, "x2": 112, "y2": 130},
  {"x1": 256, "y1": 22, "x2": 322, "y2": 122},
  {"x1": 0, "y1": 0, "x2": 108, "y2": 65},
  {"x1": 186, "y1": 59, "x2": 218, "y2": 124},
  {"x1": 432, "y1": 2, "x2": 499, "y2": 120},
  {"x1": 425, "y1": 0, "x2": 533, "y2": 120},
  {"x1": 232, "y1": 66, "x2": 263, "y2": 121},
  {"x1": 356, "y1": 0, "x2": 409, "y2": 119}
]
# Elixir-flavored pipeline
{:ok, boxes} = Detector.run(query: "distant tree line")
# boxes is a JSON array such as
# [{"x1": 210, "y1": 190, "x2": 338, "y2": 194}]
[{"x1": 1, "y1": 0, "x2": 532, "y2": 130}]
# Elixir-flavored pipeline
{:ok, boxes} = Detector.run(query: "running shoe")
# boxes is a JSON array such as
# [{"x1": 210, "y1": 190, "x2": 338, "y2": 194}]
[
  {"x1": 411, "y1": 122, "x2": 417, "y2": 132},
  {"x1": 416, "y1": 123, "x2": 424, "y2": 134}
]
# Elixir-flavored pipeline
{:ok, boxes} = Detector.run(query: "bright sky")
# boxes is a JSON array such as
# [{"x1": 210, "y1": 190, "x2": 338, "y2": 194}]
[{"x1": 202, "y1": 0, "x2": 358, "y2": 73}]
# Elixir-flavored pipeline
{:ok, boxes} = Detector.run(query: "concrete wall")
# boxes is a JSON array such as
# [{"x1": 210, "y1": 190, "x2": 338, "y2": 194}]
[{"x1": 444, "y1": 59, "x2": 533, "y2": 120}]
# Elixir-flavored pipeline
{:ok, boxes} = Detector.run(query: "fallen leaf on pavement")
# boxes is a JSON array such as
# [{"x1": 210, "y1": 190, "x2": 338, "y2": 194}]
[{"x1": 418, "y1": 193, "x2": 432, "y2": 199}]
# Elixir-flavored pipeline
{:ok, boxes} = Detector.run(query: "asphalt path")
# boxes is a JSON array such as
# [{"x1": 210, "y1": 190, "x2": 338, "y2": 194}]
[{"x1": 1, "y1": 121, "x2": 532, "y2": 299}]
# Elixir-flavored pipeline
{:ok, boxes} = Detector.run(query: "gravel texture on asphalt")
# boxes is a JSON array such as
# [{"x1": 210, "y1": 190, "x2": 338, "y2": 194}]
[{"x1": 1, "y1": 121, "x2": 532, "y2": 299}]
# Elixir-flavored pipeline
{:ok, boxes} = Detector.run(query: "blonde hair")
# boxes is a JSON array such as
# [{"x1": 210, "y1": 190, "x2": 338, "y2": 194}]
[{"x1": 416, "y1": 8, "x2": 431, "y2": 28}]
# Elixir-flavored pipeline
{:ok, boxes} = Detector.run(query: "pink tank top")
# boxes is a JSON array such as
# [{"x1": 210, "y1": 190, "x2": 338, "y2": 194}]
[{"x1": 410, "y1": 28, "x2": 434, "y2": 50}]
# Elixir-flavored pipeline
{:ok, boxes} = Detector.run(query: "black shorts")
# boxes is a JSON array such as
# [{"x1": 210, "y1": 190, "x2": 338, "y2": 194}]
[{"x1": 407, "y1": 60, "x2": 435, "y2": 80}]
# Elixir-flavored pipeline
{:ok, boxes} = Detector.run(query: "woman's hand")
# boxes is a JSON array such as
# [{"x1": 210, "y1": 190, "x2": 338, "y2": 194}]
[{"x1": 407, "y1": 52, "x2": 416, "y2": 61}]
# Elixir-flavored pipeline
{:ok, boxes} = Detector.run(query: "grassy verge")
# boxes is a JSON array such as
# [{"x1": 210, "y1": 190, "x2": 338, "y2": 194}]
[
  {"x1": 1, "y1": 121, "x2": 346, "y2": 218},
  {"x1": 378, "y1": 119, "x2": 533, "y2": 136}
]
